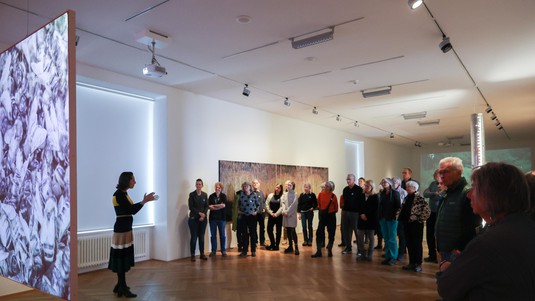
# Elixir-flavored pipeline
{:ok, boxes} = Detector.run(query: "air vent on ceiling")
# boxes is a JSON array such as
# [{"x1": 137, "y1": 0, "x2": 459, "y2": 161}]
[
  {"x1": 418, "y1": 119, "x2": 440, "y2": 126},
  {"x1": 403, "y1": 111, "x2": 427, "y2": 120}
]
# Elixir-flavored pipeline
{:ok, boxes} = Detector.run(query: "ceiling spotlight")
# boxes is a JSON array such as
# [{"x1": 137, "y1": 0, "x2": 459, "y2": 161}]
[
  {"x1": 408, "y1": 0, "x2": 423, "y2": 9},
  {"x1": 390, "y1": 133, "x2": 395, "y2": 139},
  {"x1": 495, "y1": 120, "x2": 501, "y2": 127},
  {"x1": 312, "y1": 107, "x2": 318, "y2": 115},
  {"x1": 485, "y1": 105, "x2": 492, "y2": 114},
  {"x1": 497, "y1": 125, "x2": 503, "y2": 130},
  {"x1": 354, "y1": 121, "x2": 359, "y2": 127},
  {"x1": 291, "y1": 27, "x2": 334, "y2": 49},
  {"x1": 284, "y1": 97, "x2": 290, "y2": 106},
  {"x1": 242, "y1": 84, "x2": 250, "y2": 97},
  {"x1": 362, "y1": 86, "x2": 392, "y2": 98},
  {"x1": 439, "y1": 35, "x2": 452, "y2": 53},
  {"x1": 336, "y1": 115, "x2": 342, "y2": 122},
  {"x1": 414, "y1": 141, "x2": 422, "y2": 147},
  {"x1": 490, "y1": 113, "x2": 497, "y2": 121},
  {"x1": 143, "y1": 40, "x2": 167, "y2": 78}
]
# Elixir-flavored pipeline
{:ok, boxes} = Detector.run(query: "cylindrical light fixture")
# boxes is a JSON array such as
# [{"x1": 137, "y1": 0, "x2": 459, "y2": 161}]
[{"x1": 470, "y1": 113, "x2": 485, "y2": 170}]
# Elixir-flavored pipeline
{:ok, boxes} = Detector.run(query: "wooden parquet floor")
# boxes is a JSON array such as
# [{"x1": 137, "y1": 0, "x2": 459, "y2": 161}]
[{"x1": 3, "y1": 240, "x2": 441, "y2": 301}]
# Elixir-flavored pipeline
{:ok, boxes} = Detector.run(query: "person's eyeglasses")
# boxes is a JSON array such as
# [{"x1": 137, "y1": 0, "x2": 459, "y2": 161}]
[{"x1": 438, "y1": 169, "x2": 451, "y2": 175}]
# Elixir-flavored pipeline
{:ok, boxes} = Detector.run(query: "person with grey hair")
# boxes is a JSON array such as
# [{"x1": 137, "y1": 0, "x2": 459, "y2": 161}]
[
  {"x1": 399, "y1": 181, "x2": 430, "y2": 272},
  {"x1": 312, "y1": 181, "x2": 338, "y2": 258},
  {"x1": 340, "y1": 174, "x2": 364, "y2": 255},
  {"x1": 237, "y1": 181, "x2": 260, "y2": 257},
  {"x1": 435, "y1": 157, "x2": 481, "y2": 263},
  {"x1": 356, "y1": 180, "x2": 379, "y2": 261},
  {"x1": 437, "y1": 162, "x2": 535, "y2": 300}
]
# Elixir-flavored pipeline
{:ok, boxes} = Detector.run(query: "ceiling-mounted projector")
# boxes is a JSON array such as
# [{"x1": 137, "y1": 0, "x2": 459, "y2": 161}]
[{"x1": 143, "y1": 63, "x2": 167, "y2": 78}]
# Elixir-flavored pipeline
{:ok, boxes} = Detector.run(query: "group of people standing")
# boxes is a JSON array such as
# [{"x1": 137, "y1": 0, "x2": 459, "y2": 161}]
[{"x1": 108, "y1": 157, "x2": 535, "y2": 299}]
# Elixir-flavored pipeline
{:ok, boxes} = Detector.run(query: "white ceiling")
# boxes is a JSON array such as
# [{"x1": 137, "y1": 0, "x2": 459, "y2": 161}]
[{"x1": 1, "y1": 0, "x2": 534, "y2": 147}]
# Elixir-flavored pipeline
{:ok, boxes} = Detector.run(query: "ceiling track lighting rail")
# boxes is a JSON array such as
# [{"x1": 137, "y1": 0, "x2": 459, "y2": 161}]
[{"x1": 411, "y1": 1, "x2": 510, "y2": 139}]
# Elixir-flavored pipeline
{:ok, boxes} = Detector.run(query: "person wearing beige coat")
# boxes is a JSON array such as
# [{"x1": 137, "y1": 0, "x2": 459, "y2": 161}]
[{"x1": 282, "y1": 180, "x2": 299, "y2": 255}]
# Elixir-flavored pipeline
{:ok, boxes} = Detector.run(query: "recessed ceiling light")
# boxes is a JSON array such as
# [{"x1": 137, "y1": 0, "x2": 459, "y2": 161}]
[{"x1": 236, "y1": 15, "x2": 252, "y2": 24}]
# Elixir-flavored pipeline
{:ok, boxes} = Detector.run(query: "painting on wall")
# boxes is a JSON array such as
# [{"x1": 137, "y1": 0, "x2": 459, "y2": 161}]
[{"x1": 218, "y1": 160, "x2": 328, "y2": 198}]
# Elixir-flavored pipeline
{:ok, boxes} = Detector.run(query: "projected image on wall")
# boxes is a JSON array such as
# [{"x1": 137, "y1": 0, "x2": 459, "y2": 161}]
[{"x1": 0, "y1": 12, "x2": 71, "y2": 299}]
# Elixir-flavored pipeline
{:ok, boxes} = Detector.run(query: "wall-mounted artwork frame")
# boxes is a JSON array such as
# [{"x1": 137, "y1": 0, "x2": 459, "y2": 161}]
[{"x1": 218, "y1": 160, "x2": 328, "y2": 197}]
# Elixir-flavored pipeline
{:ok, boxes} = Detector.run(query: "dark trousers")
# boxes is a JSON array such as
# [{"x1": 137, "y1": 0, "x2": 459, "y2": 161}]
[
  {"x1": 237, "y1": 217, "x2": 245, "y2": 250},
  {"x1": 256, "y1": 213, "x2": 266, "y2": 244},
  {"x1": 300, "y1": 211, "x2": 314, "y2": 243},
  {"x1": 286, "y1": 227, "x2": 298, "y2": 249},
  {"x1": 267, "y1": 215, "x2": 282, "y2": 247},
  {"x1": 342, "y1": 211, "x2": 359, "y2": 249},
  {"x1": 316, "y1": 213, "x2": 336, "y2": 251},
  {"x1": 405, "y1": 222, "x2": 424, "y2": 265},
  {"x1": 397, "y1": 220, "x2": 407, "y2": 259},
  {"x1": 188, "y1": 217, "x2": 207, "y2": 256},
  {"x1": 239, "y1": 214, "x2": 258, "y2": 253},
  {"x1": 426, "y1": 212, "x2": 437, "y2": 259}
]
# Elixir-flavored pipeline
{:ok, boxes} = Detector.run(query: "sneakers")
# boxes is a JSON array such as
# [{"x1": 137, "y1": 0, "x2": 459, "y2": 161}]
[
  {"x1": 414, "y1": 265, "x2": 423, "y2": 272},
  {"x1": 251, "y1": 252, "x2": 256, "y2": 257},
  {"x1": 342, "y1": 248, "x2": 352, "y2": 254},
  {"x1": 221, "y1": 252, "x2": 227, "y2": 257},
  {"x1": 311, "y1": 252, "x2": 322, "y2": 258},
  {"x1": 209, "y1": 252, "x2": 216, "y2": 257},
  {"x1": 295, "y1": 249, "x2": 300, "y2": 255},
  {"x1": 199, "y1": 254, "x2": 208, "y2": 260},
  {"x1": 424, "y1": 257, "x2": 438, "y2": 263}
]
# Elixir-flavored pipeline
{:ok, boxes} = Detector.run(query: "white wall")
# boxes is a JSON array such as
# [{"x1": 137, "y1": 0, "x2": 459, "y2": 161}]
[{"x1": 76, "y1": 63, "x2": 415, "y2": 261}]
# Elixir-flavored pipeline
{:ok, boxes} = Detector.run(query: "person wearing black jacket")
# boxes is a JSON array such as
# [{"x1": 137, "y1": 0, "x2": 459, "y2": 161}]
[
  {"x1": 378, "y1": 178, "x2": 401, "y2": 266},
  {"x1": 356, "y1": 180, "x2": 379, "y2": 261},
  {"x1": 298, "y1": 183, "x2": 317, "y2": 246},
  {"x1": 340, "y1": 174, "x2": 365, "y2": 255}
]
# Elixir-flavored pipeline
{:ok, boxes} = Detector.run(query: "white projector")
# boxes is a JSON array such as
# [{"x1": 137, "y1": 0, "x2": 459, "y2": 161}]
[{"x1": 143, "y1": 64, "x2": 167, "y2": 78}]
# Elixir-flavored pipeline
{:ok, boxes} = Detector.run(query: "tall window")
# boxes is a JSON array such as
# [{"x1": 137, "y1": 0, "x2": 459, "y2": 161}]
[{"x1": 345, "y1": 139, "x2": 365, "y2": 179}]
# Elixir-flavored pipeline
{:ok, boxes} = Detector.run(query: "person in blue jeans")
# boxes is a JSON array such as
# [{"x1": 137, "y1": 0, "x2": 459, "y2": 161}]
[
  {"x1": 208, "y1": 182, "x2": 228, "y2": 257},
  {"x1": 298, "y1": 183, "x2": 317, "y2": 246}
]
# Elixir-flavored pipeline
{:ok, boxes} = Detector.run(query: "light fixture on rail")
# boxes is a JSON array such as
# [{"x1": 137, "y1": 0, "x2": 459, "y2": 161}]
[
  {"x1": 354, "y1": 121, "x2": 359, "y2": 127},
  {"x1": 284, "y1": 97, "x2": 291, "y2": 106},
  {"x1": 336, "y1": 115, "x2": 342, "y2": 122},
  {"x1": 242, "y1": 84, "x2": 250, "y2": 97},
  {"x1": 312, "y1": 107, "x2": 318, "y2": 115},
  {"x1": 408, "y1": 0, "x2": 423, "y2": 9},
  {"x1": 439, "y1": 35, "x2": 453, "y2": 53},
  {"x1": 390, "y1": 133, "x2": 395, "y2": 139}
]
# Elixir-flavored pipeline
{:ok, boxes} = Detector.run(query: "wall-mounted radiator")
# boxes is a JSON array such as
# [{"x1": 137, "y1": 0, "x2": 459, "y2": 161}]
[{"x1": 77, "y1": 226, "x2": 151, "y2": 273}]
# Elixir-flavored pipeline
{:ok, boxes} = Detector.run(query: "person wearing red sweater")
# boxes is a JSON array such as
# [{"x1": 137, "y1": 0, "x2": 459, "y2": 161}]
[{"x1": 311, "y1": 181, "x2": 339, "y2": 258}]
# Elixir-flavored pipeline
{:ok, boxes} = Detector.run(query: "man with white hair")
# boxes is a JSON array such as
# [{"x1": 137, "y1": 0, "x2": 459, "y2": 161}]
[{"x1": 435, "y1": 157, "x2": 481, "y2": 263}]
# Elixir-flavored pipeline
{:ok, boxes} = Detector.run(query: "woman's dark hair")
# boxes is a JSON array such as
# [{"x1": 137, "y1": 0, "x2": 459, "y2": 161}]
[
  {"x1": 117, "y1": 171, "x2": 134, "y2": 190},
  {"x1": 274, "y1": 184, "x2": 283, "y2": 198},
  {"x1": 471, "y1": 162, "x2": 529, "y2": 217}
]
